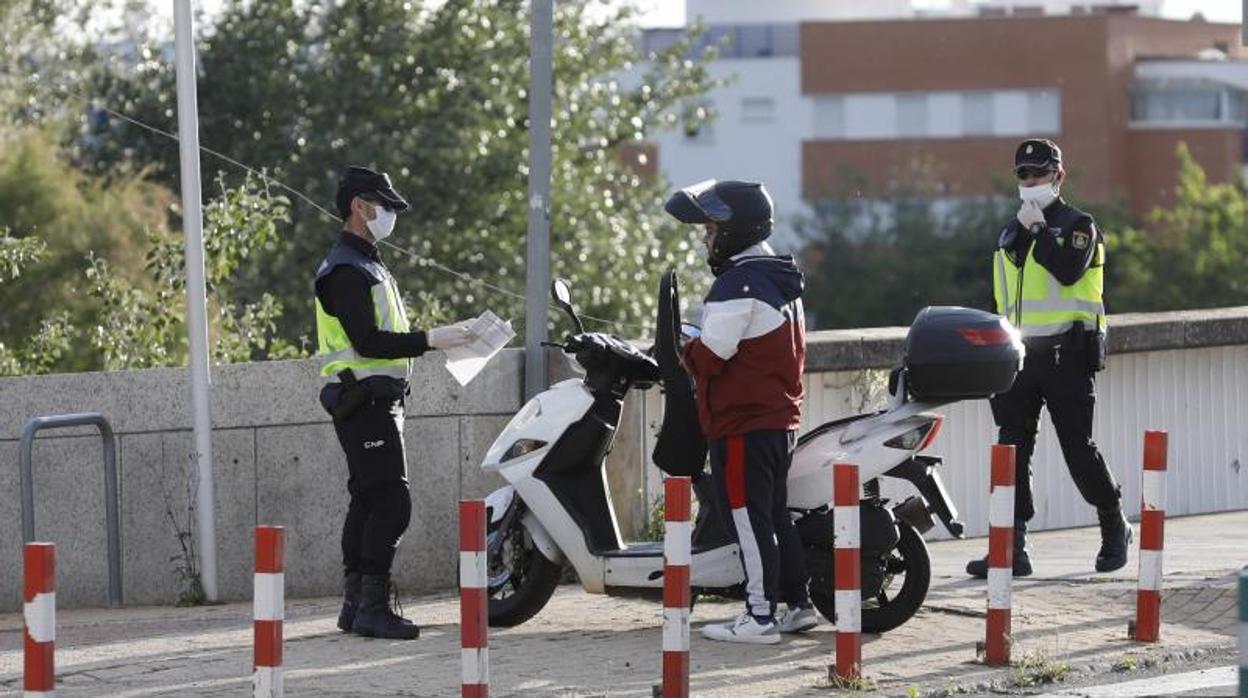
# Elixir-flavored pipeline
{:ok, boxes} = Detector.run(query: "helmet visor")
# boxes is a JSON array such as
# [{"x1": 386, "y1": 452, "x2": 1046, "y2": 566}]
[{"x1": 664, "y1": 179, "x2": 733, "y2": 224}]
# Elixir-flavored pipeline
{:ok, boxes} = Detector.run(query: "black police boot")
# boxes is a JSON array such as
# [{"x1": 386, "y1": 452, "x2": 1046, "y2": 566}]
[
  {"x1": 966, "y1": 523, "x2": 1032, "y2": 578},
  {"x1": 336, "y1": 571, "x2": 362, "y2": 632},
  {"x1": 1095, "y1": 506, "x2": 1133, "y2": 573},
  {"x1": 351, "y1": 574, "x2": 420, "y2": 639}
]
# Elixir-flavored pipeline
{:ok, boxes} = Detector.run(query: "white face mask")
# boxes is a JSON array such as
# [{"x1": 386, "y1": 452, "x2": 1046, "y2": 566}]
[
  {"x1": 366, "y1": 206, "x2": 396, "y2": 242},
  {"x1": 1018, "y1": 179, "x2": 1059, "y2": 209}
]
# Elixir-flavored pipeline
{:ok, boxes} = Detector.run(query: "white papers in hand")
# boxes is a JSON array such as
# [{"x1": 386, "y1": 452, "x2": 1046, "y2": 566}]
[{"x1": 444, "y1": 310, "x2": 516, "y2": 386}]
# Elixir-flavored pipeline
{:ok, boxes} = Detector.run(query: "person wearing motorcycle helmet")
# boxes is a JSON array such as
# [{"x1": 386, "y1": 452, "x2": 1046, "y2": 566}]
[{"x1": 665, "y1": 179, "x2": 815, "y2": 644}]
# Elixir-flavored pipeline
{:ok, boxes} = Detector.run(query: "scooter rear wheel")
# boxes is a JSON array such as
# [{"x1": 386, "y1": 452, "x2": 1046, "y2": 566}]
[
  {"x1": 806, "y1": 519, "x2": 931, "y2": 634},
  {"x1": 486, "y1": 517, "x2": 563, "y2": 627}
]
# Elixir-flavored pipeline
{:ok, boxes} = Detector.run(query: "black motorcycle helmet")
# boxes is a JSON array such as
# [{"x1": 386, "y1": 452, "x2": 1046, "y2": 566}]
[{"x1": 664, "y1": 179, "x2": 773, "y2": 267}]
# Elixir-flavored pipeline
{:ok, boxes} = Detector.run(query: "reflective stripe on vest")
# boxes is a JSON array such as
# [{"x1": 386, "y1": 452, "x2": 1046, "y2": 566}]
[
  {"x1": 993, "y1": 241, "x2": 1105, "y2": 338},
  {"x1": 316, "y1": 252, "x2": 412, "y2": 382}
]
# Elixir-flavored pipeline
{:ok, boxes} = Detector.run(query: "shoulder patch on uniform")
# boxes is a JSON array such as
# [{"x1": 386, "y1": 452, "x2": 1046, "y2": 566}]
[{"x1": 1072, "y1": 231, "x2": 1090, "y2": 250}]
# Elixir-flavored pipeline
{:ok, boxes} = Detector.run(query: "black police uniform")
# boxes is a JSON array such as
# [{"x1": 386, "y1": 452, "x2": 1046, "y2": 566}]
[
  {"x1": 316, "y1": 232, "x2": 430, "y2": 577},
  {"x1": 990, "y1": 200, "x2": 1122, "y2": 529}
]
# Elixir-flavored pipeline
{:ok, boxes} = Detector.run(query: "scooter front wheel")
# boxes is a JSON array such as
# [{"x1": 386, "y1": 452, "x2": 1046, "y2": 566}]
[{"x1": 486, "y1": 516, "x2": 563, "y2": 627}]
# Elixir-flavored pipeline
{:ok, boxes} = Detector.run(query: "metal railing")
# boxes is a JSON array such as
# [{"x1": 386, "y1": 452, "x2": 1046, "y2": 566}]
[{"x1": 19, "y1": 412, "x2": 122, "y2": 608}]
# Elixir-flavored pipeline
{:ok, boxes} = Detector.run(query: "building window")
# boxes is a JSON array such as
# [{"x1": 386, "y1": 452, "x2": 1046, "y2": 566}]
[
  {"x1": 927, "y1": 91, "x2": 963, "y2": 137},
  {"x1": 667, "y1": 23, "x2": 799, "y2": 60},
  {"x1": 640, "y1": 29, "x2": 682, "y2": 58},
  {"x1": 1132, "y1": 83, "x2": 1224, "y2": 123},
  {"x1": 810, "y1": 88, "x2": 1061, "y2": 141},
  {"x1": 962, "y1": 92, "x2": 993, "y2": 136},
  {"x1": 1027, "y1": 89, "x2": 1061, "y2": 133},
  {"x1": 814, "y1": 95, "x2": 846, "y2": 139},
  {"x1": 845, "y1": 93, "x2": 896, "y2": 140},
  {"x1": 771, "y1": 24, "x2": 800, "y2": 57},
  {"x1": 992, "y1": 90, "x2": 1030, "y2": 136},
  {"x1": 1230, "y1": 90, "x2": 1248, "y2": 124},
  {"x1": 736, "y1": 25, "x2": 774, "y2": 58},
  {"x1": 897, "y1": 93, "x2": 928, "y2": 138},
  {"x1": 742, "y1": 97, "x2": 776, "y2": 124}
]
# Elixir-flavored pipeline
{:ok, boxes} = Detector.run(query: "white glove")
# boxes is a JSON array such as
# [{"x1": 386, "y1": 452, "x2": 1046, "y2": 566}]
[
  {"x1": 427, "y1": 321, "x2": 477, "y2": 350},
  {"x1": 1016, "y1": 200, "x2": 1046, "y2": 232}
]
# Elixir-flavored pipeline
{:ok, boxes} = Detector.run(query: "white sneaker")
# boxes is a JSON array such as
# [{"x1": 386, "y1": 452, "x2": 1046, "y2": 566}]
[
  {"x1": 777, "y1": 605, "x2": 818, "y2": 633},
  {"x1": 701, "y1": 612, "x2": 782, "y2": 645}
]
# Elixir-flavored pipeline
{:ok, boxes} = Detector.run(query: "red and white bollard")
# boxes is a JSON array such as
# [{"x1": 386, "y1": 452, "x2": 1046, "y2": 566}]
[
  {"x1": 833, "y1": 463, "x2": 861, "y2": 681},
  {"x1": 254, "y1": 526, "x2": 285, "y2": 697},
  {"x1": 460, "y1": 500, "x2": 489, "y2": 698},
  {"x1": 985, "y1": 444, "x2": 1016, "y2": 666},
  {"x1": 1134, "y1": 430, "x2": 1167, "y2": 643},
  {"x1": 662, "y1": 476, "x2": 692, "y2": 698},
  {"x1": 24, "y1": 542, "x2": 56, "y2": 697}
]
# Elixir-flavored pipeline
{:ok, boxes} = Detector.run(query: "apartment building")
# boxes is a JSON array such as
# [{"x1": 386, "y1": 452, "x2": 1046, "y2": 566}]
[{"x1": 641, "y1": 1, "x2": 1242, "y2": 246}]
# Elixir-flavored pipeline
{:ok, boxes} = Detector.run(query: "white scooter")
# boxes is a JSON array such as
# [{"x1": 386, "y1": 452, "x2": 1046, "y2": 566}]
[{"x1": 479, "y1": 273, "x2": 1022, "y2": 632}]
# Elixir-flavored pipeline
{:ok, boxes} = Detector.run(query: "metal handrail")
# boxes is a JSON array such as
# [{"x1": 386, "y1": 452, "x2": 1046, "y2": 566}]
[{"x1": 19, "y1": 412, "x2": 122, "y2": 608}]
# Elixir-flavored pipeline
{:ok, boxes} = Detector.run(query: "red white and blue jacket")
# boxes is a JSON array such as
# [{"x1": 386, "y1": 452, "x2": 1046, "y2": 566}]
[{"x1": 681, "y1": 244, "x2": 806, "y2": 439}]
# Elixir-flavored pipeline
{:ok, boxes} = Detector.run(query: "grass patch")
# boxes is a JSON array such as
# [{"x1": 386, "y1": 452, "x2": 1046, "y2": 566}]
[
  {"x1": 822, "y1": 671, "x2": 876, "y2": 691},
  {"x1": 1012, "y1": 651, "x2": 1070, "y2": 688},
  {"x1": 637, "y1": 496, "x2": 665, "y2": 543},
  {"x1": 1113, "y1": 653, "x2": 1140, "y2": 672}
]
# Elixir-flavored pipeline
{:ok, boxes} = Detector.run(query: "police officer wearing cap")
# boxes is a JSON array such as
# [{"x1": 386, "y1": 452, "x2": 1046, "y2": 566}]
[
  {"x1": 967, "y1": 140, "x2": 1131, "y2": 579},
  {"x1": 315, "y1": 166, "x2": 480, "y2": 639}
]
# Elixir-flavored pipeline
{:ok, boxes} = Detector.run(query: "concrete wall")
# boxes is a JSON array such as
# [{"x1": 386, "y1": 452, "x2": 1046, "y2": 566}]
[
  {"x1": 641, "y1": 306, "x2": 1248, "y2": 537},
  {"x1": 4, "y1": 307, "x2": 1247, "y2": 611},
  {"x1": 0, "y1": 352, "x2": 526, "y2": 611}
]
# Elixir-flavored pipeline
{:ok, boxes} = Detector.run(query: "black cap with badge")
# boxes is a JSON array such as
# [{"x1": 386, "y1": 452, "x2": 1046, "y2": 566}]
[
  {"x1": 336, "y1": 166, "x2": 410, "y2": 219},
  {"x1": 1014, "y1": 138, "x2": 1062, "y2": 175}
]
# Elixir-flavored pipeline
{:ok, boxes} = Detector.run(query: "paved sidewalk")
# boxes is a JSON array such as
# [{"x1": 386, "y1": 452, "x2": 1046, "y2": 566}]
[{"x1": 1, "y1": 511, "x2": 1243, "y2": 696}]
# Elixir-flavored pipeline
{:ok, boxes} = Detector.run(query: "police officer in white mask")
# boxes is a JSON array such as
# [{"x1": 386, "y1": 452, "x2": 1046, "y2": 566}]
[
  {"x1": 314, "y1": 166, "x2": 480, "y2": 639},
  {"x1": 967, "y1": 140, "x2": 1129, "y2": 579}
]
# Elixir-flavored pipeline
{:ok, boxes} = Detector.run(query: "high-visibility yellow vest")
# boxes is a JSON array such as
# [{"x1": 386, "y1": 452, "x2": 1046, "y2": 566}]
[
  {"x1": 993, "y1": 239, "x2": 1106, "y2": 339},
  {"x1": 315, "y1": 242, "x2": 411, "y2": 381}
]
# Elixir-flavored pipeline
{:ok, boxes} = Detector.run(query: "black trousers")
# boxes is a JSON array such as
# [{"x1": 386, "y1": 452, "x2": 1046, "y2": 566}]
[
  {"x1": 327, "y1": 392, "x2": 412, "y2": 576},
  {"x1": 989, "y1": 335, "x2": 1120, "y2": 526},
  {"x1": 709, "y1": 430, "x2": 809, "y2": 618}
]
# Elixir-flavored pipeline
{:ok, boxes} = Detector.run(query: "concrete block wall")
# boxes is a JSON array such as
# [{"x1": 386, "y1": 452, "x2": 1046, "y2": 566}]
[
  {"x1": 0, "y1": 352, "x2": 523, "y2": 611},
  {"x1": 4, "y1": 306, "x2": 1247, "y2": 611}
]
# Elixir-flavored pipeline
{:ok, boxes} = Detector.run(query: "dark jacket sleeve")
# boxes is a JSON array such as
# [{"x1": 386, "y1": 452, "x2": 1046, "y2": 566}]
[
  {"x1": 315, "y1": 266, "x2": 430, "y2": 359},
  {"x1": 1031, "y1": 216, "x2": 1098, "y2": 286}
]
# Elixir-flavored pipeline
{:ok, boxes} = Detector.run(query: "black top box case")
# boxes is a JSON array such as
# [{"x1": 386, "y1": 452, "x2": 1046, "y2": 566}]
[{"x1": 903, "y1": 306, "x2": 1024, "y2": 402}]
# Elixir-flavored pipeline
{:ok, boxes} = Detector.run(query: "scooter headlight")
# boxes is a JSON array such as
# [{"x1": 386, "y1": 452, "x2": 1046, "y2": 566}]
[{"x1": 502, "y1": 439, "x2": 548, "y2": 462}]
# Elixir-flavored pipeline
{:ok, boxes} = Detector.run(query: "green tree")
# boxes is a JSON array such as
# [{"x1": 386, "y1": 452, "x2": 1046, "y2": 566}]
[
  {"x1": 85, "y1": 174, "x2": 303, "y2": 370},
  {"x1": 800, "y1": 159, "x2": 1134, "y2": 329},
  {"x1": 1108, "y1": 144, "x2": 1248, "y2": 312},
  {"x1": 0, "y1": 227, "x2": 71, "y2": 373},
  {"x1": 0, "y1": 126, "x2": 174, "y2": 370},
  {"x1": 85, "y1": 0, "x2": 717, "y2": 339},
  {"x1": 800, "y1": 160, "x2": 1011, "y2": 329}
]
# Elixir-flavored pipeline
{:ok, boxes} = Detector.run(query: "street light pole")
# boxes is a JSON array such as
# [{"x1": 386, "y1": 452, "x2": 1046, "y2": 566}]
[
  {"x1": 524, "y1": 0, "x2": 554, "y2": 400},
  {"x1": 172, "y1": 0, "x2": 219, "y2": 602}
]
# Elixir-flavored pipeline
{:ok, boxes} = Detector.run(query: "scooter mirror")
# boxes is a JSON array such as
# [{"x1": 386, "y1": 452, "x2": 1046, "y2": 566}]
[
  {"x1": 551, "y1": 278, "x2": 573, "y2": 306},
  {"x1": 680, "y1": 322, "x2": 701, "y2": 340},
  {"x1": 550, "y1": 278, "x2": 585, "y2": 334}
]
